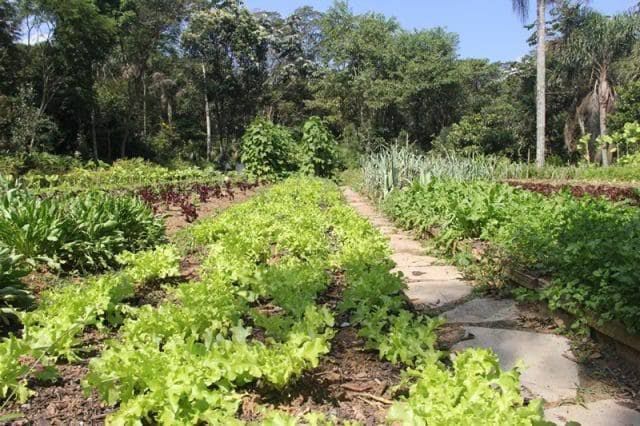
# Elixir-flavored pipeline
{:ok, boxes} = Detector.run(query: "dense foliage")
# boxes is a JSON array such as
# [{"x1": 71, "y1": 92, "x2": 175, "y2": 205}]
[
  {"x1": 3, "y1": 0, "x2": 638, "y2": 166},
  {"x1": 381, "y1": 180, "x2": 640, "y2": 334},
  {"x1": 299, "y1": 116, "x2": 338, "y2": 177},
  {"x1": 240, "y1": 118, "x2": 297, "y2": 180}
]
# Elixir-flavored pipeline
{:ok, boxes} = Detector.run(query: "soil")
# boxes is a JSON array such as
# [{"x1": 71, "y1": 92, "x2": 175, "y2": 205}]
[
  {"x1": 504, "y1": 179, "x2": 640, "y2": 205},
  {"x1": 241, "y1": 327, "x2": 402, "y2": 425},
  {"x1": 1, "y1": 329, "x2": 115, "y2": 425},
  {"x1": 163, "y1": 187, "x2": 259, "y2": 237}
]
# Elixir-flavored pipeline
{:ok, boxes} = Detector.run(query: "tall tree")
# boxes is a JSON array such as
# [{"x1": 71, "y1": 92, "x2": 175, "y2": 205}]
[
  {"x1": 512, "y1": 0, "x2": 552, "y2": 168},
  {"x1": 0, "y1": 0, "x2": 20, "y2": 95},
  {"x1": 182, "y1": 2, "x2": 269, "y2": 163},
  {"x1": 561, "y1": 11, "x2": 639, "y2": 165}
]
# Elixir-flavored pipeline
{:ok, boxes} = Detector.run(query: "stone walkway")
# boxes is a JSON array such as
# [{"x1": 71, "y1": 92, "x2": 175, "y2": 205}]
[{"x1": 343, "y1": 187, "x2": 640, "y2": 426}]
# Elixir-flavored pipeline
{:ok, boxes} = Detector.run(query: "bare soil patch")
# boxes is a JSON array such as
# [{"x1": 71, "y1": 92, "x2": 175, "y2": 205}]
[{"x1": 504, "y1": 179, "x2": 640, "y2": 205}]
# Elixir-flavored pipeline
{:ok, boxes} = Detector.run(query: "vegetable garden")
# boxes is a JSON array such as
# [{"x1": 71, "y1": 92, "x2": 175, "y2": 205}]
[{"x1": 0, "y1": 175, "x2": 553, "y2": 425}]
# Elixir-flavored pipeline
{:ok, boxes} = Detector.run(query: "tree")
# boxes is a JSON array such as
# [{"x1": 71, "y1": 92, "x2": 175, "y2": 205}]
[
  {"x1": 182, "y1": 3, "x2": 269, "y2": 164},
  {"x1": 0, "y1": 0, "x2": 20, "y2": 95},
  {"x1": 512, "y1": 0, "x2": 555, "y2": 168},
  {"x1": 115, "y1": 0, "x2": 190, "y2": 156},
  {"x1": 561, "y1": 11, "x2": 639, "y2": 165}
]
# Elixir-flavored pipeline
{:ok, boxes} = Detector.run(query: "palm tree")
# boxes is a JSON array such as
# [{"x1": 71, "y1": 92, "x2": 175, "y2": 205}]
[
  {"x1": 512, "y1": 0, "x2": 549, "y2": 168},
  {"x1": 561, "y1": 11, "x2": 639, "y2": 166}
]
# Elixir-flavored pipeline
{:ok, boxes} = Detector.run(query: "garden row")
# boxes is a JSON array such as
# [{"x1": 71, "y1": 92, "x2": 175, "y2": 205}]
[
  {"x1": 380, "y1": 179, "x2": 640, "y2": 336},
  {"x1": 2, "y1": 177, "x2": 548, "y2": 424},
  {"x1": 90, "y1": 177, "x2": 548, "y2": 424},
  {"x1": 504, "y1": 179, "x2": 640, "y2": 205}
]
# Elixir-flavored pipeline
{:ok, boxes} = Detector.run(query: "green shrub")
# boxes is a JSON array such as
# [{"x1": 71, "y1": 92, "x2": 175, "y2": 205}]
[
  {"x1": 298, "y1": 116, "x2": 338, "y2": 177},
  {"x1": 240, "y1": 118, "x2": 297, "y2": 180}
]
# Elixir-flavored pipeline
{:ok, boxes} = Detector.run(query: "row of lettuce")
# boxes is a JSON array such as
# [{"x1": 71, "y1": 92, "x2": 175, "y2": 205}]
[
  {"x1": 378, "y1": 179, "x2": 640, "y2": 335},
  {"x1": 1, "y1": 178, "x2": 547, "y2": 424}
]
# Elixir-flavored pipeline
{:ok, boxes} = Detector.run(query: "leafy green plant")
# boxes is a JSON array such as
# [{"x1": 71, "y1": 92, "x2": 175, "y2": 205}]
[
  {"x1": 387, "y1": 349, "x2": 548, "y2": 425},
  {"x1": 240, "y1": 118, "x2": 297, "y2": 180},
  {"x1": 0, "y1": 176, "x2": 165, "y2": 274},
  {"x1": 299, "y1": 116, "x2": 338, "y2": 177},
  {"x1": 0, "y1": 248, "x2": 33, "y2": 323},
  {"x1": 383, "y1": 179, "x2": 640, "y2": 334},
  {"x1": 0, "y1": 246, "x2": 181, "y2": 403}
]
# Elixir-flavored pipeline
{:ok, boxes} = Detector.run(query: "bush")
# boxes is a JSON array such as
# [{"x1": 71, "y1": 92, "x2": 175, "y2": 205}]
[
  {"x1": 298, "y1": 117, "x2": 338, "y2": 177},
  {"x1": 0, "y1": 152, "x2": 83, "y2": 177},
  {"x1": 240, "y1": 118, "x2": 297, "y2": 180}
]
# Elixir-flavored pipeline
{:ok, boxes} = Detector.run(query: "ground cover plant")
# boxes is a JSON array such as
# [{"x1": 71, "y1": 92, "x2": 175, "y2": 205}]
[
  {"x1": 22, "y1": 159, "x2": 223, "y2": 194},
  {"x1": 0, "y1": 176, "x2": 164, "y2": 275},
  {"x1": 0, "y1": 176, "x2": 165, "y2": 324},
  {"x1": 380, "y1": 180, "x2": 640, "y2": 335}
]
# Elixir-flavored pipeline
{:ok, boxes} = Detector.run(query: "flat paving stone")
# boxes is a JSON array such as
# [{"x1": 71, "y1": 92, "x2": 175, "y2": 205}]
[
  {"x1": 389, "y1": 238, "x2": 425, "y2": 255},
  {"x1": 443, "y1": 298, "x2": 520, "y2": 323},
  {"x1": 406, "y1": 279, "x2": 473, "y2": 308},
  {"x1": 390, "y1": 253, "x2": 438, "y2": 268},
  {"x1": 545, "y1": 399, "x2": 640, "y2": 426},
  {"x1": 400, "y1": 265, "x2": 462, "y2": 282},
  {"x1": 452, "y1": 327, "x2": 578, "y2": 403}
]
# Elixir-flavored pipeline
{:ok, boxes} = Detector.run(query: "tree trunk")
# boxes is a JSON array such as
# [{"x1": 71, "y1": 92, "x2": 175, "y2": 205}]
[
  {"x1": 121, "y1": 126, "x2": 129, "y2": 158},
  {"x1": 107, "y1": 127, "x2": 112, "y2": 162},
  {"x1": 598, "y1": 68, "x2": 610, "y2": 167},
  {"x1": 142, "y1": 76, "x2": 148, "y2": 140},
  {"x1": 91, "y1": 107, "x2": 98, "y2": 162},
  {"x1": 202, "y1": 63, "x2": 212, "y2": 162},
  {"x1": 167, "y1": 101, "x2": 173, "y2": 126},
  {"x1": 535, "y1": 0, "x2": 546, "y2": 168}
]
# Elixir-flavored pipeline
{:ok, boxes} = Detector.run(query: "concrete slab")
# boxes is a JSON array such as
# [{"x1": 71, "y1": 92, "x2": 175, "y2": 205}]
[
  {"x1": 406, "y1": 279, "x2": 473, "y2": 308},
  {"x1": 398, "y1": 265, "x2": 462, "y2": 282},
  {"x1": 545, "y1": 400, "x2": 640, "y2": 426},
  {"x1": 443, "y1": 298, "x2": 520, "y2": 324},
  {"x1": 390, "y1": 253, "x2": 438, "y2": 268},
  {"x1": 389, "y1": 238, "x2": 425, "y2": 255},
  {"x1": 452, "y1": 327, "x2": 578, "y2": 403}
]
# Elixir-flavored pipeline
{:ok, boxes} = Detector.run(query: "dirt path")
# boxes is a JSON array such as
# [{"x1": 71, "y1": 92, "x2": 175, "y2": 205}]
[{"x1": 342, "y1": 187, "x2": 640, "y2": 426}]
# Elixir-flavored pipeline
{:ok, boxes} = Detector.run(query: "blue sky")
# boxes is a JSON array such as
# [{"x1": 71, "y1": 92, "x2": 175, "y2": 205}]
[{"x1": 245, "y1": 0, "x2": 637, "y2": 62}]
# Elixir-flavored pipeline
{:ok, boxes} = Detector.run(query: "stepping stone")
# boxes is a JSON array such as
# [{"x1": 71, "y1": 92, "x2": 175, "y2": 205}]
[
  {"x1": 452, "y1": 327, "x2": 578, "y2": 403},
  {"x1": 399, "y1": 265, "x2": 462, "y2": 282},
  {"x1": 390, "y1": 253, "x2": 438, "y2": 268},
  {"x1": 443, "y1": 298, "x2": 520, "y2": 323},
  {"x1": 389, "y1": 238, "x2": 425, "y2": 255},
  {"x1": 406, "y1": 279, "x2": 473, "y2": 308},
  {"x1": 545, "y1": 399, "x2": 640, "y2": 426}
]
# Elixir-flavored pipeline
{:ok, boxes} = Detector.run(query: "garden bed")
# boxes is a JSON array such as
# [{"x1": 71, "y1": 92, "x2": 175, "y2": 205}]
[{"x1": 504, "y1": 179, "x2": 640, "y2": 205}]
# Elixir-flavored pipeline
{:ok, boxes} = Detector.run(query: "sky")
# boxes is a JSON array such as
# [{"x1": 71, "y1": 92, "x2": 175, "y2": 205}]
[{"x1": 244, "y1": 0, "x2": 638, "y2": 62}]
